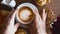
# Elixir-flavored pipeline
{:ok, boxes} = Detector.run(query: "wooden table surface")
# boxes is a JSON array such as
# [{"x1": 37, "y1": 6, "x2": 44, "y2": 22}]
[
  {"x1": 0, "y1": 0, "x2": 60, "y2": 15},
  {"x1": 0, "y1": 0, "x2": 60, "y2": 34}
]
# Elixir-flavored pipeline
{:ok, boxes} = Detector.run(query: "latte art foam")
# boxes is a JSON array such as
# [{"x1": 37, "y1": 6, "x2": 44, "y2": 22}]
[
  {"x1": 18, "y1": 7, "x2": 34, "y2": 22},
  {"x1": 20, "y1": 9, "x2": 31, "y2": 21}
]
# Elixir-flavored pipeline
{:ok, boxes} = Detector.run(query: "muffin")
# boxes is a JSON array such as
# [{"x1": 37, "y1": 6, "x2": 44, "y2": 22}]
[
  {"x1": 15, "y1": 29, "x2": 27, "y2": 34},
  {"x1": 35, "y1": 0, "x2": 50, "y2": 6}
]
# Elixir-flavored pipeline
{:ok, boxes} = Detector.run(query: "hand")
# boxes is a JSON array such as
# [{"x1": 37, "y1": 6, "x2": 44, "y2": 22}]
[
  {"x1": 1, "y1": 9, "x2": 20, "y2": 34},
  {"x1": 33, "y1": 9, "x2": 47, "y2": 34}
]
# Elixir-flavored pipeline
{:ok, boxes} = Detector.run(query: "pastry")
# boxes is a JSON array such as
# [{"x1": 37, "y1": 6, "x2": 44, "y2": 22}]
[
  {"x1": 15, "y1": 29, "x2": 27, "y2": 34},
  {"x1": 35, "y1": 0, "x2": 50, "y2": 6}
]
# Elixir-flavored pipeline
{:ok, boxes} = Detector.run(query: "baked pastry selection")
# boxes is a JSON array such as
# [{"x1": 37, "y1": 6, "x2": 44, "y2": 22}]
[
  {"x1": 35, "y1": 0, "x2": 50, "y2": 6},
  {"x1": 45, "y1": 9, "x2": 56, "y2": 25}
]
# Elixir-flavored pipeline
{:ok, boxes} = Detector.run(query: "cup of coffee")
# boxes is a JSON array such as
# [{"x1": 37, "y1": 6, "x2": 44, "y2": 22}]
[{"x1": 16, "y1": 3, "x2": 38, "y2": 24}]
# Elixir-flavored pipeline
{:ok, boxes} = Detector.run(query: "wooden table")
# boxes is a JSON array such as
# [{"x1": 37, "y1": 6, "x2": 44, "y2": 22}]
[
  {"x1": 0, "y1": 0, "x2": 60, "y2": 15},
  {"x1": 0, "y1": 0, "x2": 60, "y2": 34}
]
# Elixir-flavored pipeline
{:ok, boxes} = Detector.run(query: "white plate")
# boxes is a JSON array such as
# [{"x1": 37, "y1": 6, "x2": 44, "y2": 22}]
[{"x1": 16, "y1": 3, "x2": 38, "y2": 24}]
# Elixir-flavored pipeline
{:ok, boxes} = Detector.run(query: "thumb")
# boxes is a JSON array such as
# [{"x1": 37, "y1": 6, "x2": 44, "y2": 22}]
[
  {"x1": 15, "y1": 23, "x2": 20, "y2": 29},
  {"x1": 42, "y1": 9, "x2": 47, "y2": 22}
]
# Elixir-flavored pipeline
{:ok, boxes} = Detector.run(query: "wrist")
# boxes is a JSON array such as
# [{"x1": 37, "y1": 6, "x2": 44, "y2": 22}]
[
  {"x1": 40, "y1": 31, "x2": 47, "y2": 34},
  {"x1": 4, "y1": 30, "x2": 15, "y2": 34},
  {"x1": 37, "y1": 28, "x2": 47, "y2": 34},
  {"x1": 4, "y1": 26, "x2": 15, "y2": 34}
]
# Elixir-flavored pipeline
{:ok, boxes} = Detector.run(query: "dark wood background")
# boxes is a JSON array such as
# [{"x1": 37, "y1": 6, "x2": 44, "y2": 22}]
[
  {"x1": 0, "y1": 0, "x2": 60, "y2": 34},
  {"x1": 0, "y1": 0, "x2": 60, "y2": 15}
]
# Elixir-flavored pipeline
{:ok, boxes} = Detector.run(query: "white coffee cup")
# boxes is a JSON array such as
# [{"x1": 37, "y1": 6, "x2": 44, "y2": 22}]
[{"x1": 16, "y1": 3, "x2": 38, "y2": 24}]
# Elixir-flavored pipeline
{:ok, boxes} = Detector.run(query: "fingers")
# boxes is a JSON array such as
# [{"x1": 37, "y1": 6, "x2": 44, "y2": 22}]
[
  {"x1": 10, "y1": 9, "x2": 16, "y2": 20},
  {"x1": 34, "y1": 9, "x2": 47, "y2": 23},
  {"x1": 3, "y1": 9, "x2": 15, "y2": 25},
  {"x1": 9, "y1": 10, "x2": 17, "y2": 24},
  {"x1": 33, "y1": 9, "x2": 43, "y2": 24},
  {"x1": 33, "y1": 11, "x2": 39, "y2": 16},
  {"x1": 15, "y1": 23, "x2": 20, "y2": 29},
  {"x1": 7, "y1": 9, "x2": 17, "y2": 25},
  {"x1": 8, "y1": 9, "x2": 15, "y2": 18},
  {"x1": 42, "y1": 9, "x2": 47, "y2": 23},
  {"x1": 33, "y1": 10, "x2": 41, "y2": 19}
]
